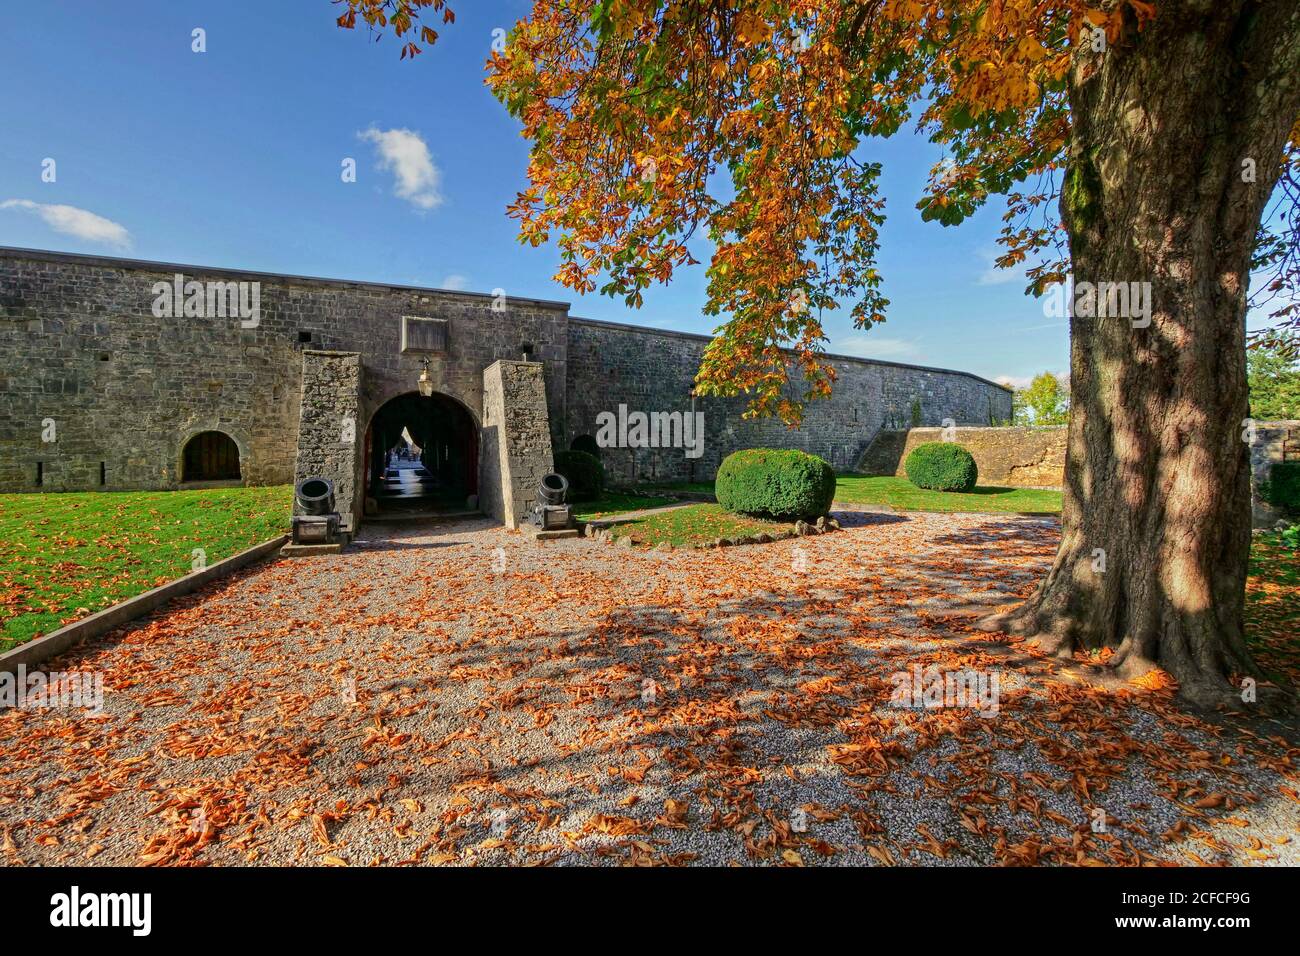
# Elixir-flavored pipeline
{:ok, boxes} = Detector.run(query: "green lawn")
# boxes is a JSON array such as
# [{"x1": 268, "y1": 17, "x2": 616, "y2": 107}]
[
  {"x1": 0, "y1": 485, "x2": 292, "y2": 651},
  {"x1": 832, "y1": 475, "x2": 1062, "y2": 514},
  {"x1": 1245, "y1": 531, "x2": 1300, "y2": 687},
  {"x1": 595, "y1": 502, "x2": 792, "y2": 548},
  {"x1": 631, "y1": 475, "x2": 1062, "y2": 514},
  {"x1": 571, "y1": 491, "x2": 679, "y2": 521},
  {"x1": 637, "y1": 481, "x2": 717, "y2": 495}
]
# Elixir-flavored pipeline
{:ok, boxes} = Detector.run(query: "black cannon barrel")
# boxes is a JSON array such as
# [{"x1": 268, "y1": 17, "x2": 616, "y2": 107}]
[
  {"x1": 296, "y1": 477, "x2": 336, "y2": 516},
  {"x1": 537, "y1": 472, "x2": 569, "y2": 506}
]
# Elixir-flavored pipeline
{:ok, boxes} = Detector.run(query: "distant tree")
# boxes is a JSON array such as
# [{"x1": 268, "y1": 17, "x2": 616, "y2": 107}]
[
  {"x1": 1011, "y1": 389, "x2": 1029, "y2": 427},
  {"x1": 1247, "y1": 334, "x2": 1300, "y2": 421},
  {"x1": 1016, "y1": 372, "x2": 1070, "y2": 426}
]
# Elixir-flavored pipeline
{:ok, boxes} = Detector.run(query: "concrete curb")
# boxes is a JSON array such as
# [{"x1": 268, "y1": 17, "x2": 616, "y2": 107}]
[{"x1": 0, "y1": 533, "x2": 289, "y2": 675}]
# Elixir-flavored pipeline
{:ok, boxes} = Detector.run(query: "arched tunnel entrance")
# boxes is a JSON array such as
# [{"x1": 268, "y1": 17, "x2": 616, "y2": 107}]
[{"x1": 365, "y1": 391, "x2": 478, "y2": 513}]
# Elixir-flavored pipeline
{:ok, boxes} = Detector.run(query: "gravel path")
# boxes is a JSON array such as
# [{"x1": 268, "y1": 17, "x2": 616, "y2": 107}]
[{"x1": 1, "y1": 511, "x2": 1295, "y2": 867}]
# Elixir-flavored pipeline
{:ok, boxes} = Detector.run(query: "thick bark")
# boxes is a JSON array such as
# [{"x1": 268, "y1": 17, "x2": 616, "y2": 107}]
[{"x1": 981, "y1": 0, "x2": 1300, "y2": 707}]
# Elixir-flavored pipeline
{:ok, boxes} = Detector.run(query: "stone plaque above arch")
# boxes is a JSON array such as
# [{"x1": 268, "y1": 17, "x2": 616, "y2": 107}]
[{"x1": 400, "y1": 315, "x2": 449, "y2": 354}]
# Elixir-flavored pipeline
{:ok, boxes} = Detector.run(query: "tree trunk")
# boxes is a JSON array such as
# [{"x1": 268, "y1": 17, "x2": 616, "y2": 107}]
[{"x1": 981, "y1": 0, "x2": 1300, "y2": 708}]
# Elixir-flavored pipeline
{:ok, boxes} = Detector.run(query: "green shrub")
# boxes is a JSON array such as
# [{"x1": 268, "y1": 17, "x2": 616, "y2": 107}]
[
  {"x1": 715, "y1": 449, "x2": 836, "y2": 520},
  {"x1": 570, "y1": 434, "x2": 601, "y2": 458},
  {"x1": 553, "y1": 449, "x2": 605, "y2": 501},
  {"x1": 904, "y1": 442, "x2": 978, "y2": 492},
  {"x1": 1259, "y1": 461, "x2": 1300, "y2": 511}
]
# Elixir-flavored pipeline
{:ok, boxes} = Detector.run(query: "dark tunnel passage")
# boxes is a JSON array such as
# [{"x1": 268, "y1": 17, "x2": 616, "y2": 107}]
[{"x1": 365, "y1": 391, "x2": 478, "y2": 513}]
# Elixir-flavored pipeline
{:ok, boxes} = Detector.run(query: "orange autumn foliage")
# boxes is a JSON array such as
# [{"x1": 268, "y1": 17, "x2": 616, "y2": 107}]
[{"x1": 340, "y1": 1, "x2": 1299, "y2": 421}]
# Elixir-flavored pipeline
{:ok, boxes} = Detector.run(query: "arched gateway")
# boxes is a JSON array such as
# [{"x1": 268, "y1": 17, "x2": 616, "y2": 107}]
[
  {"x1": 292, "y1": 350, "x2": 558, "y2": 539},
  {"x1": 364, "y1": 391, "x2": 478, "y2": 513}
]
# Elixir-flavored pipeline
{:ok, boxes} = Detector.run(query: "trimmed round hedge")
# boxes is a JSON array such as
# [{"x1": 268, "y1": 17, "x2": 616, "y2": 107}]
[
  {"x1": 904, "y1": 442, "x2": 978, "y2": 492},
  {"x1": 715, "y1": 449, "x2": 836, "y2": 520},
  {"x1": 554, "y1": 450, "x2": 605, "y2": 501}
]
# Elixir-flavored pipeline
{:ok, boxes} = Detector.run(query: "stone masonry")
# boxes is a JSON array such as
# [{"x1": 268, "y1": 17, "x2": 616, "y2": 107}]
[
  {"x1": 0, "y1": 246, "x2": 1013, "y2": 506},
  {"x1": 862, "y1": 424, "x2": 1294, "y2": 528},
  {"x1": 0, "y1": 247, "x2": 568, "y2": 493},
  {"x1": 862, "y1": 426, "x2": 1068, "y2": 489},
  {"x1": 565, "y1": 318, "x2": 1012, "y2": 485},
  {"x1": 480, "y1": 360, "x2": 554, "y2": 529},
  {"x1": 1250, "y1": 421, "x2": 1300, "y2": 527},
  {"x1": 293, "y1": 351, "x2": 363, "y2": 531}
]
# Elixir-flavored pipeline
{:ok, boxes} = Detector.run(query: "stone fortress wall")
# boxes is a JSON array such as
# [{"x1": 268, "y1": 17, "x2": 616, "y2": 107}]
[
  {"x1": 0, "y1": 246, "x2": 1013, "y2": 499},
  {"x1": 565, "y1": 318, "x2": 1013, "y2": 485},
  {"x1": 1250, "y1": 421, "x2": 1300, "y2": 528},
  {"x1": 859, "y1": 426, "x2": 1069, "y2": 489},
  {"x1": 0, "y1": 247, "x2": 570, "y2": 495}
]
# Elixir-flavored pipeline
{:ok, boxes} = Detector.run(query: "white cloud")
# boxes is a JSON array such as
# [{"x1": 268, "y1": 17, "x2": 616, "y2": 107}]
[
  {"x1": 994, "y1": 374, "x2": 1032, "y2": 390},
  {"x1": 829, "y1": 333, "x2": 920, "y2": 359},
  {"x1": 1, "y1": 199, "x2": 130, "y2": 248},
  {"x1": 359, "y1": 126, "x2": 443, "y2": 210},
  {"x1": 995, "y1": 371, "x2": 1070, "y2": 390},
  {"x1": 440, "y1": 274, "x2": 469, "y2": 291}
]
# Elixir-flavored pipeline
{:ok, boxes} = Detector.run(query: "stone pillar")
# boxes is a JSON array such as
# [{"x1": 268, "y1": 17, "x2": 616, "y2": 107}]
[
  {"x1": 294, "y1": 351, "x2": 363, "y2": 534},
  {"x1": 480, "y1": 360, "x2": 554, "y2": 529},
  {"x1": 1250, "y1": 420, "x2": 1300, "y2": 528}
]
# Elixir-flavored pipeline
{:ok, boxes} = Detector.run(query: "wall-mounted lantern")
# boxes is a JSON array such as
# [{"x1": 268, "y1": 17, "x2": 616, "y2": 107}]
[{"x1": 417, "y1": 358, "x2": 434, "y2": 398}]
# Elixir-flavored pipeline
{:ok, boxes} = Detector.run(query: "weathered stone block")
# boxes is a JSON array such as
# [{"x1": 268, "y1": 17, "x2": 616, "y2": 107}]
[
  {"x1": 480, "y1": 360, "x2": 554, "y2": 529},
  {"x1": 293, "y1": 351, "x2": 362, "y2": 532}
]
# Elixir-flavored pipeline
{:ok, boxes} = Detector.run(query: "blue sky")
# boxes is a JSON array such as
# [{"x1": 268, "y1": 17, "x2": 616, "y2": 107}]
[{"x1": 0, "y1": 0, "x2": 1075, "y2": 386}]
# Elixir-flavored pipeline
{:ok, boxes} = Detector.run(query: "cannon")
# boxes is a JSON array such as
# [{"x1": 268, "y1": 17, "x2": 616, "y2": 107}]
[
  {"x1": 292, "y1": 476, "x2": 342, "y2": 544},
  {"x1": 538, "y1": 472, "x2": 569, "y2": 505},
  {"x1": 295, "y1": 477, "x2": 336, "y2": 515},
  {"x1": 530, "y1": 472, "x2": 573, "y2": 531}
]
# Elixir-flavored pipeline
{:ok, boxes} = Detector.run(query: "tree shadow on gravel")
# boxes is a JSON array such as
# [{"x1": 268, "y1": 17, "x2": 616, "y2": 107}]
[{"x1": 399, "y1": 579, "x2": 1280, "y2": 866}]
